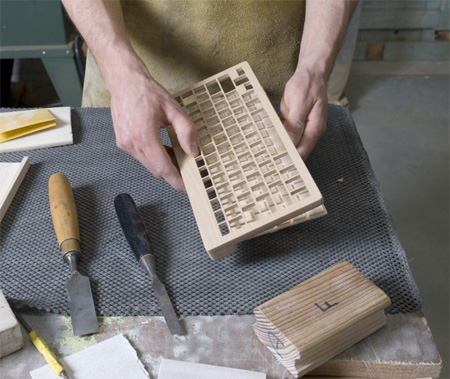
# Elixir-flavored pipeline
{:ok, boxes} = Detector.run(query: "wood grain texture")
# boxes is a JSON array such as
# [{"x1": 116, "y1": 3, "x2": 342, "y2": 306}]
[
  {"x1": 48, "y1": 173, "x2": 81, "y2": 256},
  {"x1": 168, "y1": 62, "x2": 326, "y2": 260},
  {"x1": 0, "y1": 156, "x2": 30, "y2": 223},
  {"x1": 310, "y1": 310, "x2": 442, "y2": 378},
  {"x1": 253, "y1": 262, "x2": 392, "y2": 378}
]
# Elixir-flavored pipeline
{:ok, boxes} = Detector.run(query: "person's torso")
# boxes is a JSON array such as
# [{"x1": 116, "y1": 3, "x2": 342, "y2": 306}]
[{"x1": 83, "y1": 0, "x2": 306, "y2": 107}]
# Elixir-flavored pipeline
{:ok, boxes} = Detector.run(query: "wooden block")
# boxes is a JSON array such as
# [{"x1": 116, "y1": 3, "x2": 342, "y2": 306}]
[
  {"x1": 0, "y1": 156, "x2": 30, "y2": 223},
  {"x1": 0, "y1": 107, "x2": 72, "y2": 153},
  {"x1": 366, "y1": 42, "x2": 385, "y2": 61},
  {"x1": 158, "y1": 358, "x2": 266, "y2": 379},
  {"x1": 168, "y1": 62, "x2": 326, "y2": 260},
  {"x1": 0, "y1": 290, "x2": 24, "y2": 358},
  {"x1": 252, "y1": 261, "x2": 391, "y2": 378}
]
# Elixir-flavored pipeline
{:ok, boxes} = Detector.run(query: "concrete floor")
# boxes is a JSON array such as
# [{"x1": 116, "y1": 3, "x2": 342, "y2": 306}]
[
  {"x1": 3, "y1": 59, "x2": 449, "y2": 377},
  {"x1": 346, "y1": 61, "x2": 449, "y2": 378}
]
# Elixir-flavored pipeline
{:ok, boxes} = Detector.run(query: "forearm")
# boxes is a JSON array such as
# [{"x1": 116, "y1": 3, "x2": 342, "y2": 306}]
[
  {"x1": 298, "y1": 0, "x2": 359, "y2": 78},
  {"x1": 63, "y1": 1, "x2": 196, "y2": 191},
  {"x1": 61, "y1": 0, "x2": 145, "y2": 92}
]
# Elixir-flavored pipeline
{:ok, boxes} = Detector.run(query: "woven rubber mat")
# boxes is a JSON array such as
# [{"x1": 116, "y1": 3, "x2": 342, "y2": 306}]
[{"x1": 0, "y1": 106, "x2": 422, "y2": 316}]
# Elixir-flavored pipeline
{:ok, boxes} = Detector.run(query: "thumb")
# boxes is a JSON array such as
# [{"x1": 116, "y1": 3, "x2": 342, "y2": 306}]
[
  {"x1": 283, "y1": 117, "x2": 305, "y2": 147},
  {"x1": 281, "y1": 99, "x2": 305, "y2": 147},
  {"x1": 169, "y1": 108, "x2": 199, "y2": 157}
]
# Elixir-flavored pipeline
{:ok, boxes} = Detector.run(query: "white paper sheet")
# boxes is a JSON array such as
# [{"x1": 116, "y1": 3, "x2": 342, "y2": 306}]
[
  {"x1": 30, "y1": 334, "x2": 150, "y2": 379},
  {"x1": 158, "y1": 358, "x2": 266, "y2": 379}
]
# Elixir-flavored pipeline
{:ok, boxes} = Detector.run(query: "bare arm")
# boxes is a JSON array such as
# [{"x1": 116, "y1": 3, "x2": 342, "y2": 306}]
[
  {"x1": 281, "y1": 0, "x2": 359, "y2": 159},
  {"x1": 61, "y1": 0, "x2": 197, "y2": 191}
]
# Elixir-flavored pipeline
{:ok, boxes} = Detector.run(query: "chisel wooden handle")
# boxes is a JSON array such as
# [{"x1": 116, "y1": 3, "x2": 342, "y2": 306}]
[{"x1": 48, "y1": 173, "x2": 81, "y2": 257}]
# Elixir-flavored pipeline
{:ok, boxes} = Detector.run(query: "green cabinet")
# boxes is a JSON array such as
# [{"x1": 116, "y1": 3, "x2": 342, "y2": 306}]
[
  {"x1": 0, "y1": 1, "x2": 82, "y2": 106},
  {"x1": 1, "y1": 1, "x2": 72, "y2": 46}
]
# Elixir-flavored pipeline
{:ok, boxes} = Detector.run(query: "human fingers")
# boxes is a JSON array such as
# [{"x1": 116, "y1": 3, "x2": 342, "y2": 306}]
[
  {"x1": 137, "y1": 126, "x2": 187, "y2": 192},
  {"x1": 167, "y1": 103, "x2": 199, "y2": 158},
  {"x1": 280, "y1": 94, "x2": 309, "y2": 147},
  {"x1": 295, "y1": 107, "x2": 327, "y2": 160},
  {"x1": 112, "y1": 104, "x2": 186, "y2": 192}
]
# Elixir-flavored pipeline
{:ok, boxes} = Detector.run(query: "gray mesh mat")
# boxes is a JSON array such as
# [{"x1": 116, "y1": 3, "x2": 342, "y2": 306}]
[{"x1": 0, "y1": 106, "x2": 422, "y2": 316}]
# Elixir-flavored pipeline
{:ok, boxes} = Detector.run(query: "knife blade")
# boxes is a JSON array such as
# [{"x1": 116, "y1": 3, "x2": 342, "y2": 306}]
[
  {"x1": 48, "y1": 173, "x2": 99, "y2": 336},
  {"x1": 114, "y1": 193, "x2": 184, "y2": 336}
]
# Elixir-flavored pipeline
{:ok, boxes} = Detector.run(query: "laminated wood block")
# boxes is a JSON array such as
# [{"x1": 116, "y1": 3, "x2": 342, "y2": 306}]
[
  {"x1": 0, "y1": 156, "x2": 30, "y2": 223},
  {"x1": 252, "y1": 261, "x2": 391, "y2": 378},
  {"x1": 0, "y1": 290, "x2": 24, "y2": 358},
  {"x1": 168, "y1": 62, "x2": 326, "y2": 260}
]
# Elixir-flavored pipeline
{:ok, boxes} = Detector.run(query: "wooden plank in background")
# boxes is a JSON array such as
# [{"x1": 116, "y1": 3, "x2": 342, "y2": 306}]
[{"x1": 355, "y1": 41, "x2": 450, "y2": 61}]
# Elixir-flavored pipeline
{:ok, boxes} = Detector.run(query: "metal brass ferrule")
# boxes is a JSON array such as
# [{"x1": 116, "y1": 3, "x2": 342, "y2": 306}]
[
  {"x1": 138, "y1": 254, "x2": 154, "y2": 264},
  {"x1": 60, "y1": 238, "x2": 81, "y2": 257}
]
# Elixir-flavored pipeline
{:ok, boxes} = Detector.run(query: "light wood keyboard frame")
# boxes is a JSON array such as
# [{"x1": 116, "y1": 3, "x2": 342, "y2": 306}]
[{"x1": 168, "y1": 62, "x2": 326, "y2": 260}]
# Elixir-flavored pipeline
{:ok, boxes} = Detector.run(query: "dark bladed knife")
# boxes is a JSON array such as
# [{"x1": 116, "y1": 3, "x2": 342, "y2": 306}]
[{"x1": 114, "y1": 193, "x2": 184, "y2": 336}]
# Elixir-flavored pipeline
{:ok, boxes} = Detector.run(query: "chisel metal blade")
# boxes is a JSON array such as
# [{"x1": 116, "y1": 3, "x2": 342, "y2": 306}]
[
  {"x1": 114, "y1": 193, "x2": 185, "y2": 336},
  {"x1": 152, "y1": 278, "x2": 184, "y2": 336},
  {"x1": 67, "y1": 272, "x2": 99, "y2": 336}
]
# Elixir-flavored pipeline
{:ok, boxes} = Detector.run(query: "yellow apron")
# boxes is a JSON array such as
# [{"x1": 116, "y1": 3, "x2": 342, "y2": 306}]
[{"x1": 82, "y1": 0, "x2": 306, "y2": 107}]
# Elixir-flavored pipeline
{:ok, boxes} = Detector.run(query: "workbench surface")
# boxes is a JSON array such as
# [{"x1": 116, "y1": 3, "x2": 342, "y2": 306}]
[
  {"x1": 0, "y1": 311, "x2": 441, "y2": 378},
  {"x1": 0, "y1": 107, "x2": 423, "y2": 317},
  {"x1": 0, "y1": 106, "x2": 441, "y2": 377}
]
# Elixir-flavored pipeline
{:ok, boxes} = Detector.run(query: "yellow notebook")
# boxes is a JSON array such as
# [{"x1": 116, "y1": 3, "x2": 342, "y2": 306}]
[{"x1": 0, "y1": 109, "x2": 56, "y2": 143}]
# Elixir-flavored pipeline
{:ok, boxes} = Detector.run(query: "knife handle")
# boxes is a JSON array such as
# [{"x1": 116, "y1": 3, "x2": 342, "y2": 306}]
[
  {"x1": 48, "y1": 173, "x2": 81, "y2": 258},
  {"x1": 114, "y1": 193, "x2": 155, "y2": 265}
]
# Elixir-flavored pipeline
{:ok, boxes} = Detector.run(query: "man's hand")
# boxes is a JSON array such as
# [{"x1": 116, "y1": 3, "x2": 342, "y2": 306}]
[
  {"x1": 281, "y1": 0, "x2": 358, "y2": 160},
  {"x1": 110, "y1": 62, "x2": 198, "y2": 192},
  {"x1": 61, "y1": 0, "x2": 198, "y2": 192},
  {"x1": 280, "y1": 69, "x2": 328, "y2": 160}
]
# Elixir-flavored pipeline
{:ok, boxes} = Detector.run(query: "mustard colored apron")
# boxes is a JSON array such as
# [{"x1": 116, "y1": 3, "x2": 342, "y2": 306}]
[{"x1": 82, "y1": 0, "x2": 306, "y2": 107}]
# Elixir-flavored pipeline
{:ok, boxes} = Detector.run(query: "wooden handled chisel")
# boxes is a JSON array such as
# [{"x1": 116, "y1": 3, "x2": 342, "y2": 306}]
[
  {"x1": 114, "y1": 193, "x2": 184, "y2": 336},
  {"x1": 48, "y1": 173, "x2": 99, "y2": 336}
]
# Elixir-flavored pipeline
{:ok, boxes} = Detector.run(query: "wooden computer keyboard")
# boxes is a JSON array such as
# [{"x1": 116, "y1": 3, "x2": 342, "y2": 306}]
[{"x1": 168, "y1": 62, "x2": 326, "y2": 260}]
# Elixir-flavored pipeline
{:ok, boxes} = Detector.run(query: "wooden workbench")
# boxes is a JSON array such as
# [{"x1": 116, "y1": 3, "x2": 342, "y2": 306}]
[
  {"x1": 0, "y1": 105, "x2": 442, "y2": 378},
  {"x1": 0, "y1": 310, "x2": 441, "y2": 378}
]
